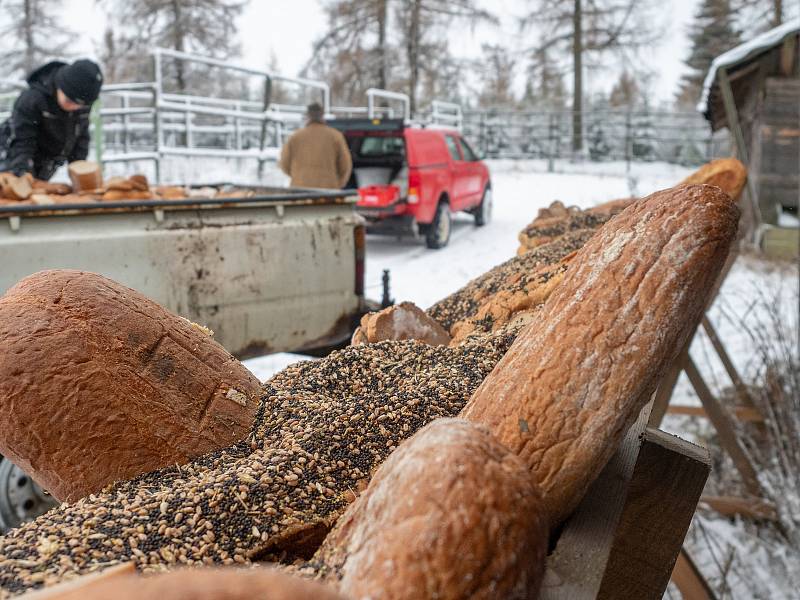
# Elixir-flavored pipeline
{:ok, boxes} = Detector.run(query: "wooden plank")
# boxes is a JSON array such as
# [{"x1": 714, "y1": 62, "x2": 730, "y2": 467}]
[
  {"x1": 699, "y1": 495, "x2": 778, "y2": 520},
  {"x1": 672, "y1": 548, "x2": 718, "y2": 600},
  {"x1": 541, "y1": 400, "x2": 654, "y2": 599},
  {"x1": 666, "y1": 404, "x2": 764, "y2": 424},
  {"x1": 596, "y1": 428, "x2": 711, "y2": 600},
  {"x1": 684, "y1": 356, "x2": 763, "y2": 497}
]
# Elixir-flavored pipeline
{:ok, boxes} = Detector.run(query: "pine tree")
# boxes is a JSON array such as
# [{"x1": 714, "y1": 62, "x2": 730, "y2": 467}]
[
  {"x1": 676, "y1": 0, "x2": 742, "y2": 108},
  {"x1": 0, "y1": 0, "x2": 76, "y2": 77},
  {"x1": 100, "y1": 0, "x2": 246, "y2": 92}
]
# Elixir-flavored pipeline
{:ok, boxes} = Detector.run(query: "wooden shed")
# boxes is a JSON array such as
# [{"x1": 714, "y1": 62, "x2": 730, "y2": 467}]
[{"x1": 699, "y1": 19, "x2": 799, "y2": 239}]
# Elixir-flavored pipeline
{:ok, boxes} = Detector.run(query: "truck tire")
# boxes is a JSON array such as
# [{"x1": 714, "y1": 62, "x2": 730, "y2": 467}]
[
  {"x1": 474, "y1": 187, "x2": 493, "y2": 227},
  {"x1": 425, "y1": 201, "x2": 451, "y2": 249},
  {"x1": 0, "y1": 458, "x2": 57, "y2": 532}
]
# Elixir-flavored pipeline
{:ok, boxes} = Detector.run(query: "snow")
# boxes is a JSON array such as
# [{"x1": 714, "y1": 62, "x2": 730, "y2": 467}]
[{"x1": 698, "y1": 18, "x2": 800, "y2": 114}]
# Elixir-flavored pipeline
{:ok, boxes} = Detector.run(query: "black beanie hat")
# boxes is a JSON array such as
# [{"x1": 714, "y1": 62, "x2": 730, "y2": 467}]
[{"x1": 55, "y1": 59, "x2": 103, "y2": 106}]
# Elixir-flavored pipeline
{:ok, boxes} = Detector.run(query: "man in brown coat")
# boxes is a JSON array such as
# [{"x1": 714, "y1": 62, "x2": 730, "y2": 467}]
[{"x1": 279, "y1": 103, "x2": 352, "y2": 189}]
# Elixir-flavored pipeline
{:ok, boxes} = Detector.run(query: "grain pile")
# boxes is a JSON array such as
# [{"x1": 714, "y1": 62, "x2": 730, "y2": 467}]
[
  {"x1": 515, "y1": 198, "x2": 633, "y2": 255},
  {"x1": 427, "y1": 228, "x2": 596, "y2": 343},
  {"x1": 0, "y1": 330, "x2": 516, "y2": 596}
]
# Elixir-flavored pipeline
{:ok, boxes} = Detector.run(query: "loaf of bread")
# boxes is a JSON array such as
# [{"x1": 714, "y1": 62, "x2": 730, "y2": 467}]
[
  {"x1": 315, "y1": 418, "x2": 548, "y2": 600},
  {"x1": 130, "y1": 174, "x2": 150, "y2": 191},
  {"x1": 680, "y1": 157, "x2": 747, "y2": 201},
  {"x1": 516, "y1": 198, "x2": 634, "y2": 255},
  {"x1": 352, "y1": 301, "x2": 451, "y2": 346},
  {"x1": 21, "y1": 567, "x2": 345, "y2": 600},
  {"x1": 0, "y1": 270, "x2": 261, "y2": 502},
  {"x1": 105, "y1": 176, "x2": 136, "y2": 192},
  {"x1": 0, "y1": 172, "x2": 33, "y2": 200},
  {"x1": 461, "y1": 184, "x2": 739, "y2": 525},
  {"x1": 68, "y1": 160, "x2": 103, "y2": 192},
  {"x1": 31, "y1": 180, "x2": 72, "y2": 195},
  {"x1": 101, "y1": 189, "x2": 154, "y2": 201},
  {"x1": 156, "y1": 186, "x2": 189, "y2": 200}
]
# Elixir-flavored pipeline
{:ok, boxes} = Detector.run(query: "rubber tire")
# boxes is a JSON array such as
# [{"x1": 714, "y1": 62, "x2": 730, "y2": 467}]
[
  {"x1": 474, "y1": 187, "x2": 492, "y2": 227},
  {"x1": 0, "y1": 459, "x2": 58, "y2": 532},
  {"x1": 425, "y1": 202, "x2": 451, "y2": 249}
]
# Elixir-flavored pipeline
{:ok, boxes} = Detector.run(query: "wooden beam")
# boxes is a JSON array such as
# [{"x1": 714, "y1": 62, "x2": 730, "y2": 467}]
[
  {"x1": 596, "y1": 428, "x2": 711, "y2": 600},
  {"x1": 701, "y1": 316, "x2": 759, "y2": 412},
  {"x1": 718, "y1": 66, "x2": 762, "y2": 234},
  {"x1": 780, "y1": 35, "x2": 797, "y2": 76},
  {"x1": 684, "y1": 355, "x2": 763, "y2": 497},
  {"x1": 666, "y1": 404, "x2": 764, "y2": 424},
  {"x1": 541, "y1": 400, "x2": 654, "y2": 599},
  {"x1": 699, "y1": 495, "x2": 778, "y2": 521},
  {"x1": 672, "y1": 548, "x2": 718, "y2": 600}
]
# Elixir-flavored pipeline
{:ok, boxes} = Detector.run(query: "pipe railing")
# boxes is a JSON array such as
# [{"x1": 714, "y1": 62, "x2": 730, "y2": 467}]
[{"x1": 366, "y1": 88, "x2": 410, "y2": 121}]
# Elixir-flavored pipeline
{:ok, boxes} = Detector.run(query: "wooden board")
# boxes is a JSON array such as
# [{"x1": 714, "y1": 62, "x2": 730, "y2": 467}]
[
  {"x1": 541, "y1": 400, "x2": 711, "y2": 600},
  {"x1": 596, "y1": 429, "x2": 711, "y2": 600}
]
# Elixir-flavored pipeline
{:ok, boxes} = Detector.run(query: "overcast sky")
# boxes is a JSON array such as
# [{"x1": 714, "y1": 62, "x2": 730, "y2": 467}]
[{"x1": 60, "y1": 0, "x2": 700, "y2": 104}]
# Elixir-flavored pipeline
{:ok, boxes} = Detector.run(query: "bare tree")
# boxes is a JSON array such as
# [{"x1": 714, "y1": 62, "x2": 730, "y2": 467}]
[
  {"x1": 396, "y1": 0, "x2": 495, "y2": 113},
  {"x1": 302, "y1": 0, "x2": 391, "y2": 106},
  {"x1": 0, "y1": 0, "x2": 75, "y2": 76},
  {"x1": 522, "y1": 48, "x2": 567, "y2": 109},
  {"x1": 521, "y1": 0, "x2": 659, "y2": 152},
  {"x1": 608, "y1": 70, "x2": 639, "y2": 107},
  {"x1": 100, "y1": 0, "x2": 246, "y2": 91}
]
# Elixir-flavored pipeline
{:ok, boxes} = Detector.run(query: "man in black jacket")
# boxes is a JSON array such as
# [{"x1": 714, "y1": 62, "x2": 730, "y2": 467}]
[{"x1": 0, "y1": 59, "x2": 103, "y2": 181}]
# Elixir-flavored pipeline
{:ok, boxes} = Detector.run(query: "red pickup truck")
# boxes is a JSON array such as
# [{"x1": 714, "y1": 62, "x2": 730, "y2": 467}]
[{"x1": 330, "y1": 118, "x2": 492, "y2": 249}]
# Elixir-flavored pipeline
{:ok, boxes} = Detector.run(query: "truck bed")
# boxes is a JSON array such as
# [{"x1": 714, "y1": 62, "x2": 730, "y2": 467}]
[{"x1": 0, "y1": 186, "x2": 366, "y2": 358}]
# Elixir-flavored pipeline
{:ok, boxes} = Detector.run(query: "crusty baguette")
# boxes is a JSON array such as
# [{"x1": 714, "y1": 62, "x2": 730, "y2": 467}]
[
  {"x1": 681, "y1": 157, "x2": 747, "y2": 201},
  {"x1": 0, "y1": 270, "x2": 261, "y2": 502},
  {"x1": 20, "y1": 567, "x2": 345, "y2": 600},
  {"x1": 315, "y1": 418, "x2": 548, "y2": 600},
  {"x1": 461, "y1": 184, "x2": 739, "y2": 524}
]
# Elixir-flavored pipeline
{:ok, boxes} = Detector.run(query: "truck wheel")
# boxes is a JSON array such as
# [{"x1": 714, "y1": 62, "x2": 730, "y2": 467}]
[
  {"x1": 0, "y1": 459, "x2": 58, "y2": 532},
  {"x1": 474, "y1": 187, "x2": 492, "y2": 227},
  {"x1": 425, "y1": 202, "x2": 451, "y2": 249}
]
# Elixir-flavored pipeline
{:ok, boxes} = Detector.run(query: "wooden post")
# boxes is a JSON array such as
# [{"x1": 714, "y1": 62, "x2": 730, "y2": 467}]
[
  {"x1": 649, "y1": 358, "x2": 685, "y2": 428},
  {"x1": 672, "y1": 549, "x2": 718, "y2": 600},
  {"x1": 717, "y1": 67, "x2": 762, "y2": 233},
  {"x1": 684, "y1": 355, "x2": 763, "y2": 497}
]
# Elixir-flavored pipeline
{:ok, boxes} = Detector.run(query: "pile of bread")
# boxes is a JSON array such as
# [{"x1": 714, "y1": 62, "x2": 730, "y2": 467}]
[
  {"x1": 0, "y1": 159, "x2": 747, "y2": 599},
  {"x1": 0, "y1": 160, "x2": 258, "y2": 207}
]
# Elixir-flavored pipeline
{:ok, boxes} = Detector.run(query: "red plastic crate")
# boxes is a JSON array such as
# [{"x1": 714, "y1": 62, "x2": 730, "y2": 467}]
[{"x1": 357, "y1": 185, "x2": 401, "y2": 208}]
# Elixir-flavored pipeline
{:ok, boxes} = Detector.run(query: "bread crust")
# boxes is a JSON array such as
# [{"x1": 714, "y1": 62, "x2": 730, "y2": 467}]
[
  {"x1": 315, "y1": 418, "x2": 548, "y2": 600},
  {"x1": 0, "y1": 270, "x2": 261, "y2": 501},
  {"x1": 352, "y1": 301, "x2": 451, "y2": 346},
  {"x1": 680, "y1": 157, "x2": 747, "y2": 201},
  {"x1": 461, "y1": 184, "x2": 739, "y2": 524},
  {"x1": 22, "y1": 567, "x2": 345, "y2": 600}
]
